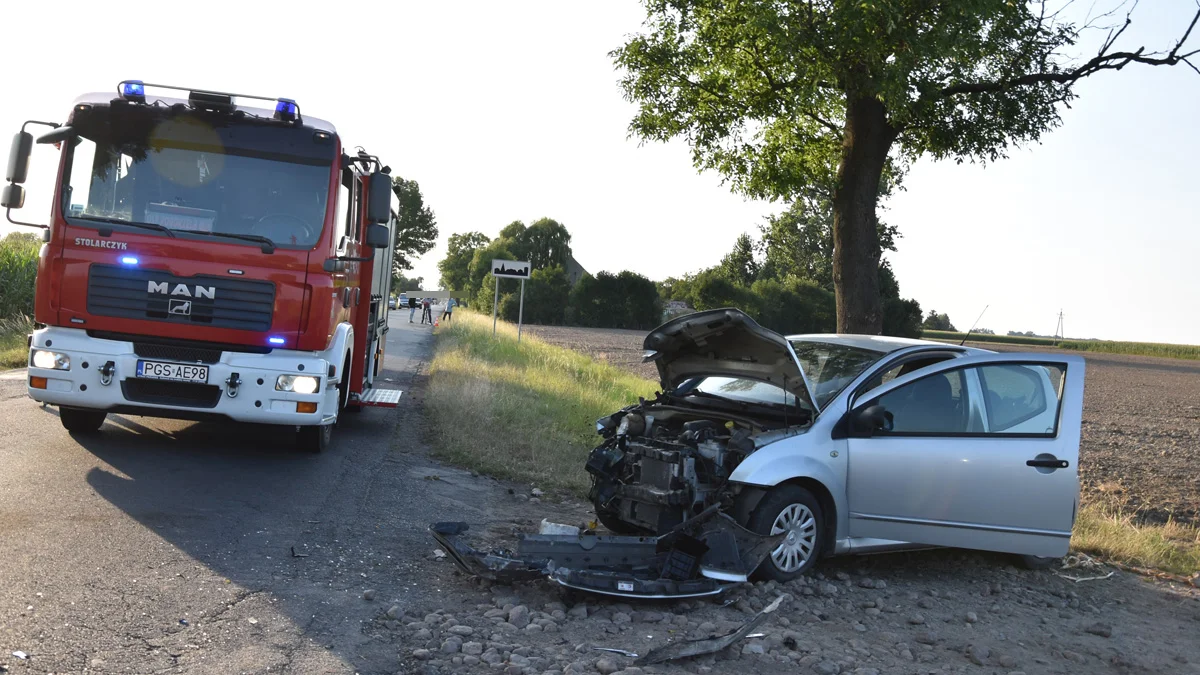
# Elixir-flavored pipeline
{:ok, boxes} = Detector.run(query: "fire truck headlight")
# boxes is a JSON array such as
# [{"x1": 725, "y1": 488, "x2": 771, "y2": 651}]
[
  {"x1": 276, "y1": 374, "x2": 319, "y2": 394},
  {"x1": 31, "y1": 350, "x2": 70, "y2": 371}
]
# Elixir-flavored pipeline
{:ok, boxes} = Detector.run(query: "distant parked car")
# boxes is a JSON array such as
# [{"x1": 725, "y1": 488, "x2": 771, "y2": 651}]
[
  {"x1": 388, "y1": 297, "x2": 397, "y2": 310},
  {"x1": 587, "y1": 308, "x2": 1085, "y2": 580}
]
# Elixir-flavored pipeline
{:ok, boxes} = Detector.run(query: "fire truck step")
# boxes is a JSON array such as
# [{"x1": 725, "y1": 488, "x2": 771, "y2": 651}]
[{"x1": 359, "y1": 388, "x2": 404, "y2": 407}]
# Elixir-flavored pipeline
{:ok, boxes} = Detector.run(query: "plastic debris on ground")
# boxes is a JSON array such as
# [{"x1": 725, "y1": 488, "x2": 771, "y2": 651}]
[{"x1": 429, "y1": 503, "x2": 783, "y2": 599}]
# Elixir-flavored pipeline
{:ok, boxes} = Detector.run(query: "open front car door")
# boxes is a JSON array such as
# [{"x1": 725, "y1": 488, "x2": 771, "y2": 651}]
[{"x1": 843, "y1": 353, "x2": 1085, "y2": 558}]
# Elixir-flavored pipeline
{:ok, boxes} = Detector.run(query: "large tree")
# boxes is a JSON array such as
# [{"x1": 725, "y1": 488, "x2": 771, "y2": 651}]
[
  {"x1": 437, "y1": 231, "x2": 490, "y2": 293},
  {"x1": 614, "y1": 1, "x2": 1199, "y2": 333},
  {"x1": 390, "y1": 177, "x2": 438, "y2": 281},
  {"x1": 719, "y1": 233, "x2": 760, "y2": 286}
]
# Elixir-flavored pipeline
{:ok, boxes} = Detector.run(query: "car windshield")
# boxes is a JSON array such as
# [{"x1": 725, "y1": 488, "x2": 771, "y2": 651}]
[
  {"x1": 789, "y1": 340, "x2": 887, "y2": 409},
  {"x1": 683, "y1": 376, "x2": 799, "y2": 408},
  {"x1": 61, "y1": 105, "x2": 335, "y2": 249}
]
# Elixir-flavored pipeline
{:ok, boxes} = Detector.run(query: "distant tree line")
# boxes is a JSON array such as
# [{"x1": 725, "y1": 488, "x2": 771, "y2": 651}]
[
  {"x1": 658, "y1": 196, "x2": 924, "y2": 337},
  {"x1": 437, "y1": 218, "x2": 663, "y2": 330}
]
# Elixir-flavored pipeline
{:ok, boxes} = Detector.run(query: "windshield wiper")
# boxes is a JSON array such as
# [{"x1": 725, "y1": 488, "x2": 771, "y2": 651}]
[
  {"x1": 186, "y1": 230, "x2": 276, "y2": 253},
  {"x1": 75, "y1": 215, "x2": 176, "y2": 238}
]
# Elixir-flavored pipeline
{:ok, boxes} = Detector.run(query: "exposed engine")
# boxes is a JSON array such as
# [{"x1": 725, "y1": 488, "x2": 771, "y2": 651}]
[{"x1": 586, "y1": 399, "x2": 764, "y2": 533}]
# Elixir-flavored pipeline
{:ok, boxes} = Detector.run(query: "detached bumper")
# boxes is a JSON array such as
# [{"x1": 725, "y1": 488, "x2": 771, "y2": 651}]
[{"x1": 26, "y1": 327, "x2": 338, "y2": 426}]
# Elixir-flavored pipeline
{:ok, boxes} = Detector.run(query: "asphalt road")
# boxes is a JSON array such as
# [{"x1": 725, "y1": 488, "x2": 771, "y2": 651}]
[{"x1": 0, "y1": 311, "x2": 463, "y2": 674}]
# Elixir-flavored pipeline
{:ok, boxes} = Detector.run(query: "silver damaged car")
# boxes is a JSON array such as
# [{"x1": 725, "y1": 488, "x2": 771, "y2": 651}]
[{"x1": 586, "y1": 308, "x2": 1085, "y2": 580}]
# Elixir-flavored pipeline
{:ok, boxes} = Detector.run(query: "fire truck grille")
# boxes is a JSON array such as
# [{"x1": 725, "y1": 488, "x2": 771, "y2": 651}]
[{"x1": 87, "y1": 264, "x2": 275, "y2": 332}]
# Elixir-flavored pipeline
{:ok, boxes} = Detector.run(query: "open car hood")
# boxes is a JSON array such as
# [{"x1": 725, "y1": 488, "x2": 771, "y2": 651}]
[{"x1": 642, "y1": 308, "x2": 817, "y2": 413}]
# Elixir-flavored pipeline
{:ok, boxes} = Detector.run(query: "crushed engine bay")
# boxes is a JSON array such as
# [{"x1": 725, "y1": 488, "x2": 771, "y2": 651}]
[{"x1": 586, "y1": 393, "x2": 808, "y2": 535}]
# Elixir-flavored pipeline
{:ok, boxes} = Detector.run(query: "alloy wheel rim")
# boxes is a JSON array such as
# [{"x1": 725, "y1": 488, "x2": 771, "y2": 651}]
[{"x1": 770, "y1": 503, "x2": 817, "y2": 573}]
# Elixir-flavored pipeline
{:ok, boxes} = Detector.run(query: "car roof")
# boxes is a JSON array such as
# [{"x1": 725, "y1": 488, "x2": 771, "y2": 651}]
[{"x1": 787, "y1": 333, "x2": 991, "y2": 355}]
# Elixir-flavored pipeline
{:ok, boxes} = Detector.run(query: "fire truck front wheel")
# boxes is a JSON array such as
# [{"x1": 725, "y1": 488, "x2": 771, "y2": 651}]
[
  {"x1": 60, "y1": 407, "x2": 108, "y2": 434},
  {"x1": 297, "y1": 423, "x2": 333, "y2": 453}
]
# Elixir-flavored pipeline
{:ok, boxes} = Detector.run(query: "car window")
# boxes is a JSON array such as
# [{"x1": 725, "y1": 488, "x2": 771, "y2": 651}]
[
  {"x1": 875, "y1": 370, "x2": 970, "y2": 433},
  {"x1": 977, "y1": 364, "x2": 1064, "y2": 433},
  {"x1": 859, "y1": 355, "x2": 955, "y2": 398},
  {"x1": 789, "y1": 341, "x2": 886, "y2": 409}
]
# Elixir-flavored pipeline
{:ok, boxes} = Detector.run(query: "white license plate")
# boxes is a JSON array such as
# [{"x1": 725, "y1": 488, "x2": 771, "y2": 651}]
[{"x1": 136, "y1": 360, "x2": 209, "y2": 383}]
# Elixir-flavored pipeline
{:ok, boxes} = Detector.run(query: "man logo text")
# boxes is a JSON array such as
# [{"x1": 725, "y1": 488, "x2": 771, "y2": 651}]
[{"x1": 148, "y1": 281, "x2": 216, "y2": 300}]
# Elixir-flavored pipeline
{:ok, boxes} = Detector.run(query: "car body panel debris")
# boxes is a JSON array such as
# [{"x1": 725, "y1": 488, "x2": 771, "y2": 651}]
[
  {"x1": 636, "y1": 594, "x2": 789, "y2": 664},
  {"x1": 429, "y1": 505, "x2": 782, "y2": 599}
]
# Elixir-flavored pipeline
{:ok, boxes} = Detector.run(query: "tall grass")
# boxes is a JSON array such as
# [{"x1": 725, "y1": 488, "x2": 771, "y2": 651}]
[
  {"x1": 0, "y1": 234, "x2": 38, "y2": 369},
  {"x1": 0, "y1": 233, "x2": 39, "y2": 320},
  {"x1": 425, "y1": 311, "x2": 658, "y2": 496},
  {"x1": 921, "y1": 329, "x2": 1200, "y2": 361},
  {"x1": 1072, "y1": 501, "x2": 1200, "y2": 577}
]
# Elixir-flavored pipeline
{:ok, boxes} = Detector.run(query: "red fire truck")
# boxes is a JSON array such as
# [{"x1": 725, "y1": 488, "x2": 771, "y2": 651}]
[{"x1": 2, "y1": 80, "x2": 401, "y2": 452}]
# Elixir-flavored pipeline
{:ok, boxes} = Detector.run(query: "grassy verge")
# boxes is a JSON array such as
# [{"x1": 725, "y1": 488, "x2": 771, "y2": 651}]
[
  {"x1": 425, "y1": 310, "x2": 658, "y2": 497},
  {"x1": 0, "y1": 315, "x2": 32, "y2": 370},
  {"x1": 921, "y1": 329, "x2": 1200, "y2": 361},
  {"x1": 1072, "y1": 501, "x2": 1200, "y2": 578}
]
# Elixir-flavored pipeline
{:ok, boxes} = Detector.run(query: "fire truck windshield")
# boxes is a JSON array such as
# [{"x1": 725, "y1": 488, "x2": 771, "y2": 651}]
[{"x1": 60, "y1": 105, "x2": 336, "y2": 250}]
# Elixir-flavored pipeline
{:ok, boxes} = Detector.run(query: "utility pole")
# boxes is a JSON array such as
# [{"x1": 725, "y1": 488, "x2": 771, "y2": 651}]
[{"x1": 1053, "y1": 310, "x2": 1064, "y2": 344}]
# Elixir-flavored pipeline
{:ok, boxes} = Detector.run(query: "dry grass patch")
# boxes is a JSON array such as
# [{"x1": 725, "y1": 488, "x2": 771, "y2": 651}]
[
  {"x1": 1073, "y1": 501, "x2": 1200, "y2": 577},
  {"x1": 424, "y1": 311, "x2": 658, "y2": 497}
]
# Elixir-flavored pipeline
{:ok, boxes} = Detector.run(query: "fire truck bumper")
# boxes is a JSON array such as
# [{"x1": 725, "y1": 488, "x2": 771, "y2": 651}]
[{"x1": 26, "y1": 327, "x2": 340, "y2": 426}]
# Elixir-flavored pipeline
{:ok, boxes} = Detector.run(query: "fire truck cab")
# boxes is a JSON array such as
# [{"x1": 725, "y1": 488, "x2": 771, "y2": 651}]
[{"x1": 2, "y1": 80, "x2": 401, "y2": 452}]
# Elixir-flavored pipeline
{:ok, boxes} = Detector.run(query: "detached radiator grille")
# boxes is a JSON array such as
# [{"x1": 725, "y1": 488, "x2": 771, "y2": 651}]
[{"x1": 87, "y1": 264, "x2": 275, "y2": 332}]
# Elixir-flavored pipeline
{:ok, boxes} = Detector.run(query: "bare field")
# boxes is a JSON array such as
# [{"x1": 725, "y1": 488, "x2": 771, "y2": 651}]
[{"x1": 524, "y1": 325, "x2": 1200, "y2": 526}]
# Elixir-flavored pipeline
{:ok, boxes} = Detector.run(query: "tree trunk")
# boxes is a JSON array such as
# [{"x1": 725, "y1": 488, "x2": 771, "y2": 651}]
[{"x1": 832, "y1": 95, "x2": 896, "y2": 334}]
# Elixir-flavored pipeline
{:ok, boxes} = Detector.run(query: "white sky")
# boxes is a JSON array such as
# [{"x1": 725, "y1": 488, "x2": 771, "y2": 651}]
[{"x1": 2, "y1": 1, "x2": 1197, "y2": 344}]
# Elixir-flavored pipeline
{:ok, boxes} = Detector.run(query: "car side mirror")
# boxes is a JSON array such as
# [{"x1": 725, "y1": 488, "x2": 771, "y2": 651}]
[
  {"x1": 364, "y1": 222, "x2": 390, "y2": 249},
  {"x1": 1, "y1": 184, "x2": 25, "y2": 209},
  {"x1": 366, "y1": 171, "x2": 392, "y2": 224},
  {"x1": 850, "y1": 404, "x2": 893, "y2": 437},
  {"x1": 6, "y1": 131, "x2": 33, "y2": 184}
]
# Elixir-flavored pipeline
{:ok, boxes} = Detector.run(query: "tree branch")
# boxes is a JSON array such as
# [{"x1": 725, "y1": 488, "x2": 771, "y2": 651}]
[{"x1": 939, "y1": 7, "x2": 1200, "y2": 98}]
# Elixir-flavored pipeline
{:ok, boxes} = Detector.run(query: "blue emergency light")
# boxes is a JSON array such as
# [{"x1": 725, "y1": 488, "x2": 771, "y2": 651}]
[
  {"x1": 120, "y1": 256, "x2": 139, "y2": 266},
  {"x1": 268, "y1": 336, "x2": 286, "y2": 345},
  {"x1": 121, "y1": 80, "x2": 145, "y2": 101},
  {"x1": 274, "y1": 98, "x2": 298, "y2": 122}
]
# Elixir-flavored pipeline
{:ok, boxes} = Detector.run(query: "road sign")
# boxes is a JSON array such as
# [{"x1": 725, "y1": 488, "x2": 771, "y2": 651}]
[
  {"x1": 490, "y1": 259, "x2": 532, "y2": 338},
  {"x1": 491, "y1": 259, "x2": 531, "y2": 279}
]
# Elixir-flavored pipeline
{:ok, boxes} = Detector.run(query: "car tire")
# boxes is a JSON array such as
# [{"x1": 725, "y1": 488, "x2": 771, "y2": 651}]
[
  {"x1": 59, "y1": 407, "x2": 107, "y2": 434},
  {"x1": 748, "y1": 485, "x2": 825, "y2": 582},
  {"x1": 298, "y1": 424, "x2": 332, "y2": 453},
  {"x1": 1015, "y1": 554, "x2": 1061, "y2": 570}
]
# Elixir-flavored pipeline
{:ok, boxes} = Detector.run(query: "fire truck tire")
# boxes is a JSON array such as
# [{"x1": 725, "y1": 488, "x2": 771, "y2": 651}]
[
  {"x1": 60, "y1": 407, "x2": 107, "y2": 434},
  {"x1": 298, "y1": 423, "x2": 333, "y2": 453}
]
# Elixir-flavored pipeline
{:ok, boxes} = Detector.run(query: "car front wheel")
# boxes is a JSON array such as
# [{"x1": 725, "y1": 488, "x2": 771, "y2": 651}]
[{"x1": 748, "y1": 485, "x2": 825, "y2": 581}]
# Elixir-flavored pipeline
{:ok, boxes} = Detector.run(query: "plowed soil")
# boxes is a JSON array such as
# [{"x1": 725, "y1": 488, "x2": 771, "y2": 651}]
[{"x1": 524, "y1": 325, "x2": 1200, "y2": 525}]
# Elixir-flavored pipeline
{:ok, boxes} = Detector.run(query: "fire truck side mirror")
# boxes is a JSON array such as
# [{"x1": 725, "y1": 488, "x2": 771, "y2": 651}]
[
  {"x1": 364, "y1": 223, "x2": 390, "y2": 249},
  {"x1": 6, "y1": 131, "x2": 33, "y2": 184},
  {"x1": 1, "y1": 184, "x2": 25, "y2": 209},
  {"x1": 366, "y1": 171, "x2": 392, "y2": 224}
]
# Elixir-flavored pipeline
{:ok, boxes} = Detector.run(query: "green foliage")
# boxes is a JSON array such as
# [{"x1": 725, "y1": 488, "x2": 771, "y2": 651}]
[
  {"x1": 438, "y1": 231, "x2": 490, "y2": 294},
  {"x1": 748, "y1": 277, "x2": 836, "y2": 335},
  {"x1": 392, "y1": 273, "x2": 423, "y2": 295},
  {"x1": 468, "y1": 239, "x2": 516, "y2": 304},
  {"x1": 515, "y1": 218, "x2": 573, "y2": 271},
  {"x1": 0, "y1": 232, "x2": 39, "y2": 320},
  {"x1": 522, "y1": 266, "x2": 571, "y2": 325},
  {"x1": 758, "y1": 197, "x2": 899, "y2": 290},
  {"x1": 883, "y1": 297, "x2": 923, "y2": 339},
  {"x1": 922, "y1": 310, "x2": 957, "y2": 332},
  {"x1": 568, "y1": 271, "x2": 662, "y2": 330},
  {"x1": 719, "y1": 233, "x2": 759, "y2": 286},
  {"x1": 390, "y1": 177, "x2": 438, "y2": 276}
]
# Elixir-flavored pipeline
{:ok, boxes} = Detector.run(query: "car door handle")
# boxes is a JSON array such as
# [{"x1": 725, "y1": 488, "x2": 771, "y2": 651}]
[{"x1": 1026, "y1": 458, "x2": 1069, "y2": 469}]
